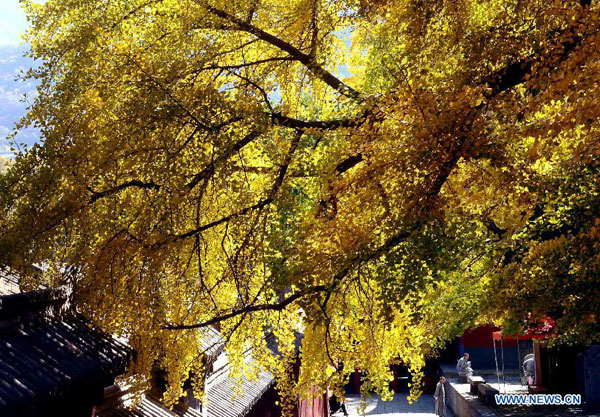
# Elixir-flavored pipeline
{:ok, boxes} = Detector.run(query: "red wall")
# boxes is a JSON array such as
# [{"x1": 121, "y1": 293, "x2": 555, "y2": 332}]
[{"x1": 462, "y1": 325, "x2": 517, "y2": 347}]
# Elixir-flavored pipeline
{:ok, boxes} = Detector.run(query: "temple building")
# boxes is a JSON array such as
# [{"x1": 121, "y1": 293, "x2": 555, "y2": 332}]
[
  {"x1": 0, "y1": 267, "x2": 325, "y2": 417},
  {"x1": 0, "y1": 268, "x2": 131, "y2": 416}
]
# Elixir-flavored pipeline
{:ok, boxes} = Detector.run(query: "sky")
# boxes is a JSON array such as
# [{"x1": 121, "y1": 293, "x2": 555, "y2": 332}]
[
  {"x1": 0, "y1": 1, "x2": 29, "y2": 46},
  {"x1": 0, "y1": 0, "x2": 39, "y2": 157}
]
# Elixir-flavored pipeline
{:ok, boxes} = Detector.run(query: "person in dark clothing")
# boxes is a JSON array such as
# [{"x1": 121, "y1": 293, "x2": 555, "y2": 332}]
[{"x1": 329, "y1": 394, "x2": 349, "y2": 416}]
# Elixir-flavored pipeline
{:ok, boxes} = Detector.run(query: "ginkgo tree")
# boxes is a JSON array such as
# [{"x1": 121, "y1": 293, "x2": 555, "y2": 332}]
[{"x1": 1, "y1": 0, "x2": 599, "y2": 412}]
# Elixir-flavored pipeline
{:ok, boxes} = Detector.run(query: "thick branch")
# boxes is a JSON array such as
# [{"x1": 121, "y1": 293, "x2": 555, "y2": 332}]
[
  {"x1": 89, "y1": 180, "x2": 159, "y2": 203},
  {"x1": 198, "y1": 56, "x2": 296, "y2": 71},
  {"x1": 186, "y1": 110, "x2": 367, "y2": 192},
  {"x1": 481, "y1": 0, "x2": 592, "y2": 97},
  {"x1": 271, "y1": 112, "x2": 368, "y2": 130},
  {"x1": 486, "y1": 218, "x2": 507, "y2": 238},
  {"x1": 202, "y1": 4, "x2": 362, "y2": 101},
  {"x1": 163, "y1": 284, "x2": 328, "y2": 330},
  {"x1": 336, "y1": 153, "x2": 363, "y2": 174}
]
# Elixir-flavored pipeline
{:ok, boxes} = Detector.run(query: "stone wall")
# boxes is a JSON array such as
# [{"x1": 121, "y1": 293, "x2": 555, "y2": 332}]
[{"x1": 445, "y1": 381, "x2": 496, "y2": 417}]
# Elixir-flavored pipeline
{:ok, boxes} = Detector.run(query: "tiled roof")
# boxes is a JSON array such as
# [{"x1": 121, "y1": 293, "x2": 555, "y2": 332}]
[
  {"x1": 205, "y1": 349, "x2": 274, "y2": 417},
  {"x1": 204, "y1": 330, "x2": 304, "y2": 417},
  {"x1": 0, "y1": 272, "x2": 131, "y2": 417},
  {"x1": 0, "y1": 268, "x2": 21, "y2": 295},
  {"x1": 199, "y1": 326, "x2": 226, "y2": 364},
  {"x1": 0, "y1": 268, "x2": 299, "y2": 417},
  {"x1": 100, "y1": 393, "x2": 203, "y2": 417},
  {"x1": 101, "y1": 328, "x2": 268, "y2": 417}
]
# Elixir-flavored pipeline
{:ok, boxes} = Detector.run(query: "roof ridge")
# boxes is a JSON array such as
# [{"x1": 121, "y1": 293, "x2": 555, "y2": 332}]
[{"x1": 0, "y1": 286, "x2": 68, "y2": 326}]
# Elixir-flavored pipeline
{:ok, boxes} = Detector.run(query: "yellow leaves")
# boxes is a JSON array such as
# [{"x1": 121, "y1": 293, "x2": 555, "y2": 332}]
[{"x1": 4, "y1": 0, "x2": 600, "y2": 413}]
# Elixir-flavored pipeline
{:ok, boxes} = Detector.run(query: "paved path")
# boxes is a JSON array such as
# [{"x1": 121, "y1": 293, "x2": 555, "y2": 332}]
[{"x1": 333, "y1": 393, "x2": 453, "y2": 417}]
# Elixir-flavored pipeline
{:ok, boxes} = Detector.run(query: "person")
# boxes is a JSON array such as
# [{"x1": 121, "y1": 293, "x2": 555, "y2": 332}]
[
  {"x1": 339, "y1": 400, "x2": 348, "y2": 417},
  {"x1": 523, "y1": 354, "x2": 535, "y2": 385},
  {"x1": 434, "y1": 376, "x2": 447, "y2": 417},
  {"x1": 329, "y1": 394, "x2": 348, "y2": 416},
  {"x1": 457, "y1": 353, "x2": 473, "y2": 378}
]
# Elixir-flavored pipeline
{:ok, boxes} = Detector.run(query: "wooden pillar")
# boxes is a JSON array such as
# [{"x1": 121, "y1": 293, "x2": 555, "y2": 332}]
[
  {"x1": 353, "y1": 371, "x2": 361, "y2": 394},
  {"x1": 391, "y1": 367, "x2": 398, "y2": 393},
  {"x1": 534, "y1": 342, "x2": 543, "y2": 387}
]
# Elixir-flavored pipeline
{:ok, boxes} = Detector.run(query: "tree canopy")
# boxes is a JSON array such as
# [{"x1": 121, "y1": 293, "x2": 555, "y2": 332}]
[{"x1": 1, "y1": 0, "x2": 599, "y2": 411}]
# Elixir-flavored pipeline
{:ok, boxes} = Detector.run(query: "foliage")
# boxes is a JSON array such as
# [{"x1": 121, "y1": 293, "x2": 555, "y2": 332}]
[
  {"x1": 1, "y1": 0, "x2": 599, "y2": 411},
  {"x1": 0, "y1": 156, "x2": 11, "y2": 173}
]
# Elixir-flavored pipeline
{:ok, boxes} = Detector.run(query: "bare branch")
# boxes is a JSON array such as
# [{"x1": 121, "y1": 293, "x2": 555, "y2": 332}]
[
  {"x1": 335, "y1": 154, "x2": 363, "y2": 174},
  {"x1": 185, "y1": 109, "x2": 367, "y2": 192},
  {"x1": 227, "y1": 69, "x2": 274, "y2": 111},
  {"x1": 150, "y1": 197, "x2": 273, "y2": 249}
]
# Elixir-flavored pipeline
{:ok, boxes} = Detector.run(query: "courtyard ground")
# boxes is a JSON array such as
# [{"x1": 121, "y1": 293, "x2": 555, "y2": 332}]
[{"x1": 332, "y1": 393, "x2": 454, "y2": 417}]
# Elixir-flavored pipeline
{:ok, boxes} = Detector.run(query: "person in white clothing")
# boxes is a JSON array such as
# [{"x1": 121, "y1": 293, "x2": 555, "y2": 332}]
[{"x1": 457, "y1": 353, "x2": 473, "y2": 378}]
